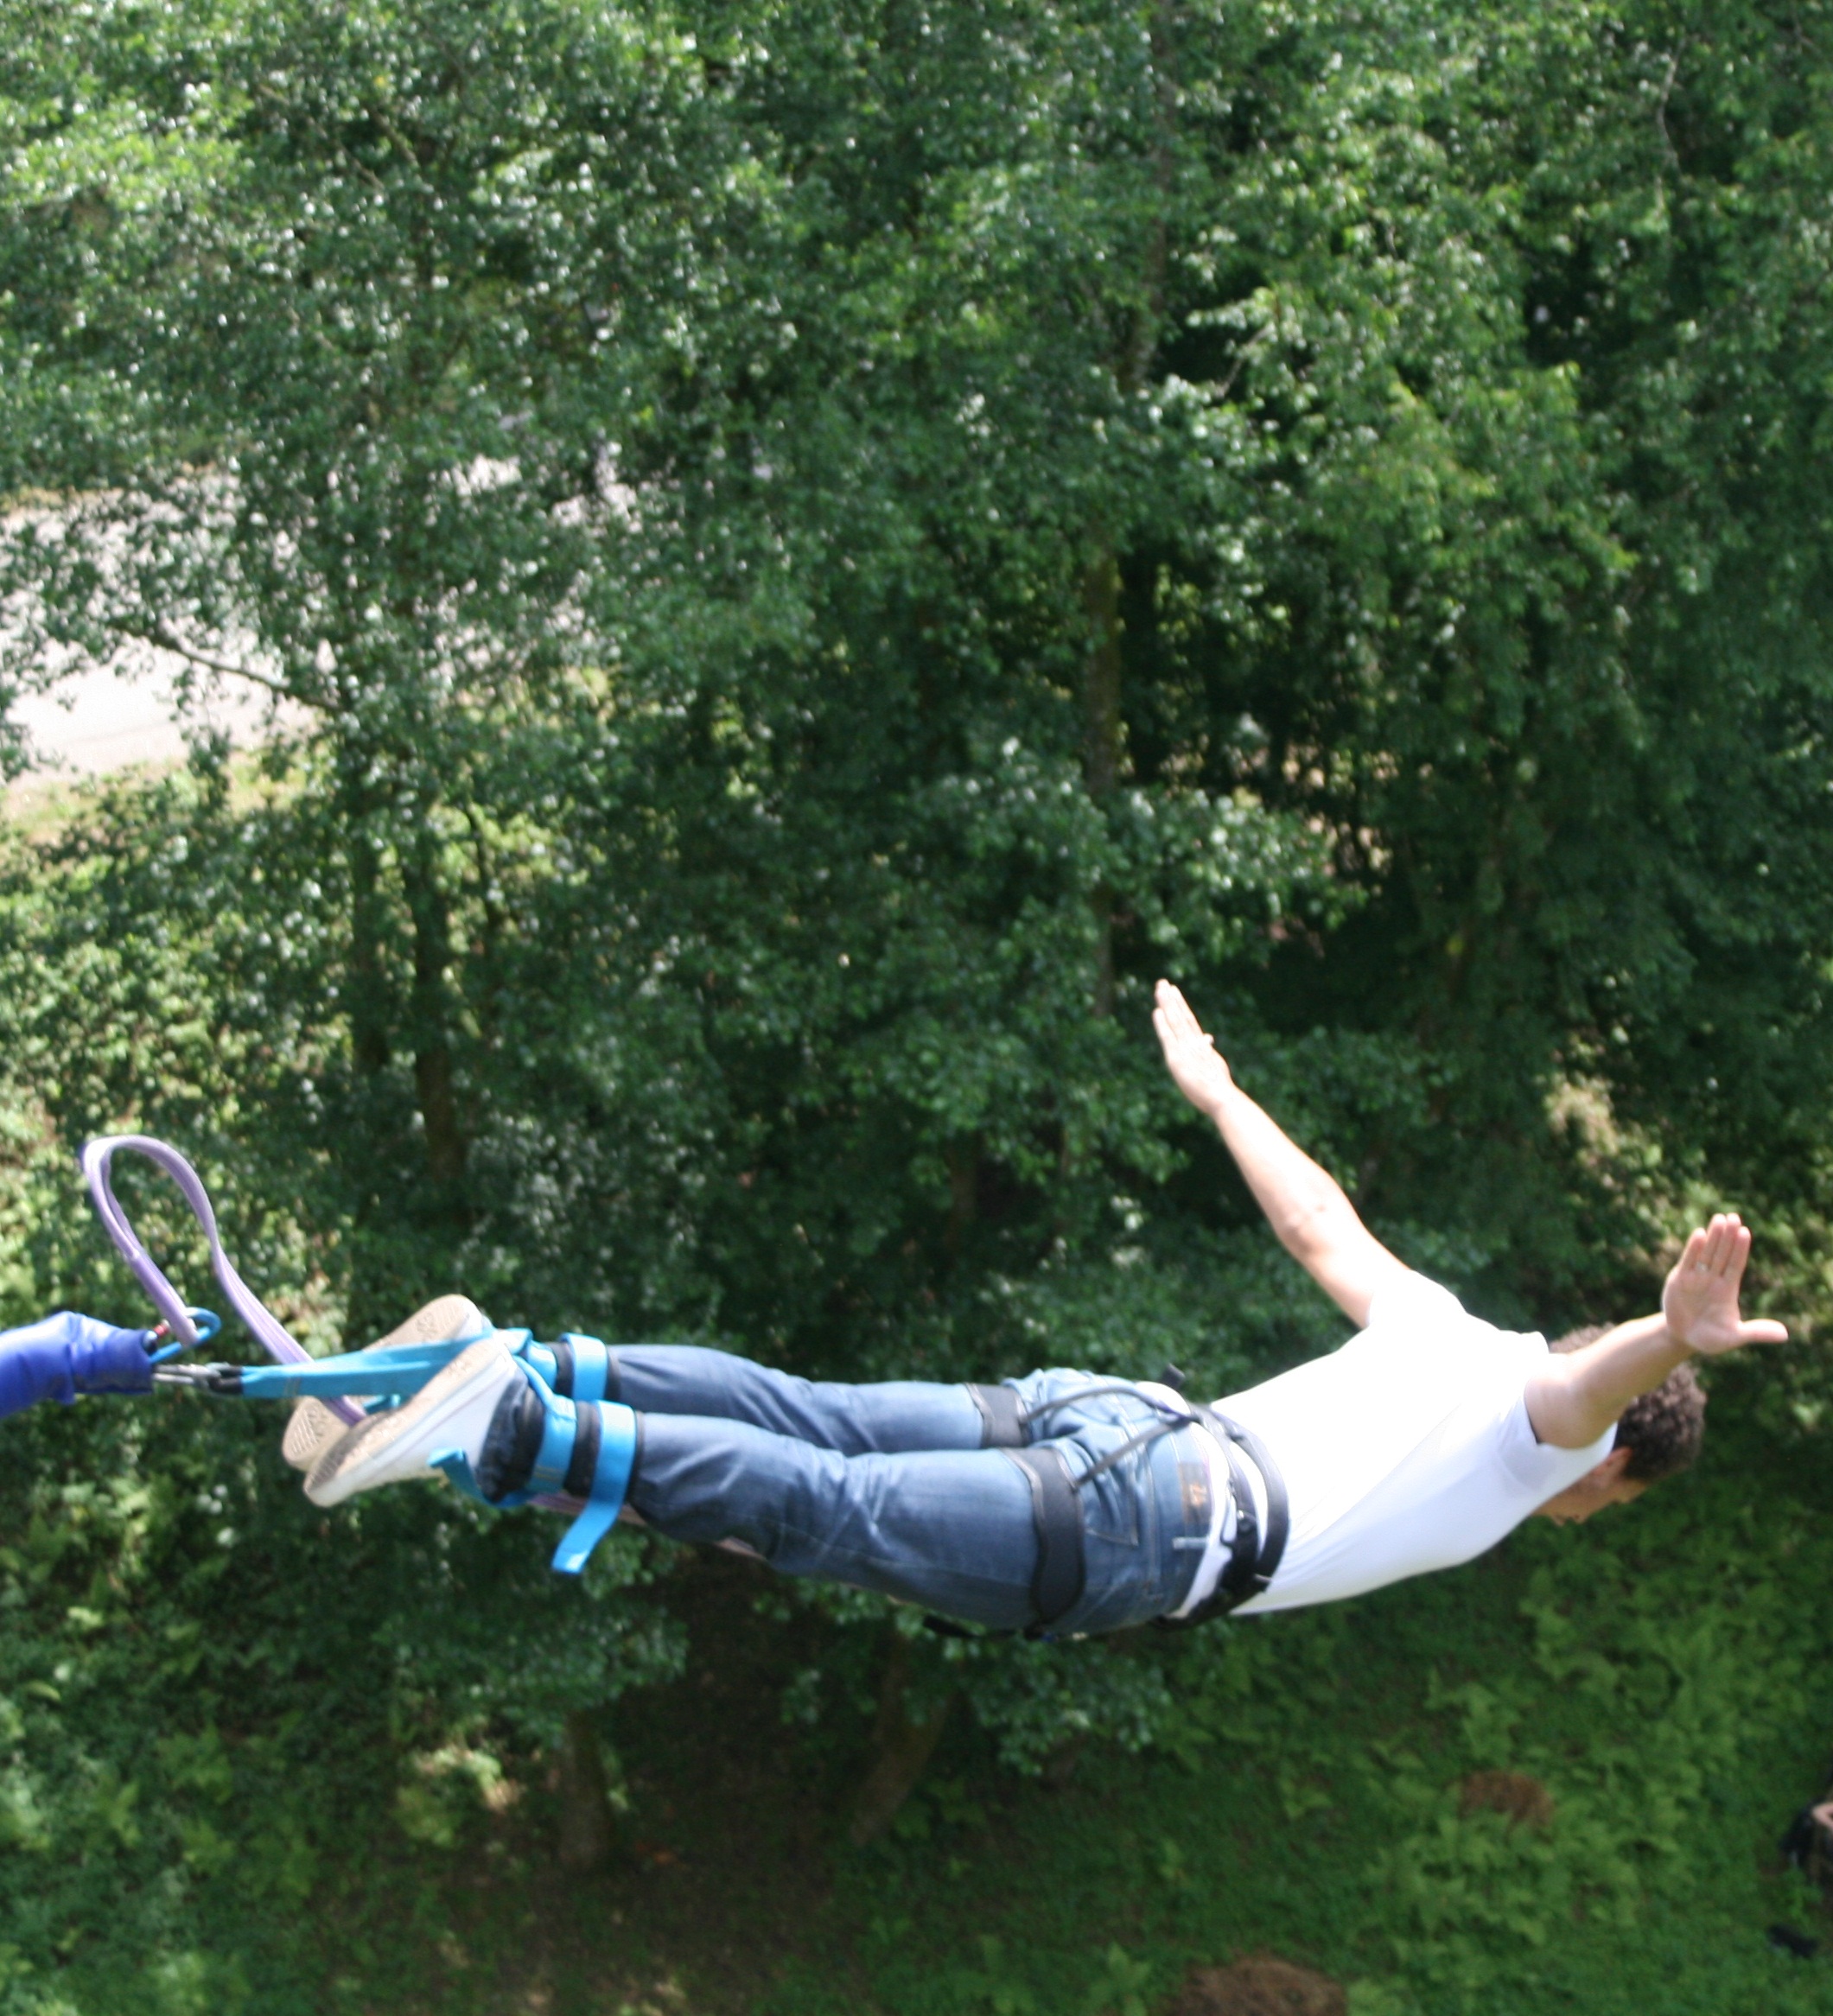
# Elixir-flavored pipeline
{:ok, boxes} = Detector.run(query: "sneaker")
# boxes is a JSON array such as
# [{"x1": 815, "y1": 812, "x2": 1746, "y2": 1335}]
[
  {"x1": 304, "y1": 1335, "x2": 524, "y2": 1508},
  {"x1": 282, "y1": 1294, "x2": 489, "y2": 1472}
]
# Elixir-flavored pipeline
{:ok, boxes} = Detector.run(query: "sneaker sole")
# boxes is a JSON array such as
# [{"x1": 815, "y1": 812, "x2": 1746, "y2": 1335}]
[
  {"x1": 282, "y1": 1400, "x2": 347, "y2": 1472},
  {"x1": 304, "y1": 1338, "x2": 520, "y2": 1508},
  {"x1": 282, "y1": 1295, "x2": 490, "y2": 1473}
]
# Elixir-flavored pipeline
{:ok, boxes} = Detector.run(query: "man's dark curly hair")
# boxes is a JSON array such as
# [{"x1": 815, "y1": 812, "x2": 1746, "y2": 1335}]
[{"x1": 1550, "y1": 1324, "x2": 1707, "y2": 1482}]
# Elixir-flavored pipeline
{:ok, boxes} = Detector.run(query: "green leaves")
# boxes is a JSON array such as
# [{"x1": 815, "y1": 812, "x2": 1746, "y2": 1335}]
[{"x1": 1, "y1": 1, "x2": 1833, "y2": 2001}]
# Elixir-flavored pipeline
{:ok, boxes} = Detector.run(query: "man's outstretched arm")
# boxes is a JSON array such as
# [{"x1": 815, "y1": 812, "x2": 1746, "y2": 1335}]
[
  {"x1": 1524, "y1": 1213, "x2": 1788, "y2": 1448},
  {"x1": 1151, "y1": 979, "x2": 1409, "y2": 1326}
]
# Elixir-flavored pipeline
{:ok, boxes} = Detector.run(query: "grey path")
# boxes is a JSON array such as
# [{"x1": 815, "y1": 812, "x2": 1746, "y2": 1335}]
[{"x1": 10, "y1": 645, "x2": 286, "y2": 781}]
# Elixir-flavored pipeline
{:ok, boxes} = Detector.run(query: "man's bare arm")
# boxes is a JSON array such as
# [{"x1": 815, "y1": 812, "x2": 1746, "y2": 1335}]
[
  {"x1": 1151, "y1": 979, "x2": 1409, "y2": 1326},
  {"x1": 1524, "y1": 1214, "x2": 1788, "y2": 1448},
  {"x1": 1522, "y1": 1313, "x2": 1686, "y2": 1449}
]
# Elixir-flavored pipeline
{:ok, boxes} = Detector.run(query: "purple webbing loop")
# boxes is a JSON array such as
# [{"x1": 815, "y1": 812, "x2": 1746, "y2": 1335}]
[{"x1": 80, "y1": 1135, "x2": 365, "y2": 1428}]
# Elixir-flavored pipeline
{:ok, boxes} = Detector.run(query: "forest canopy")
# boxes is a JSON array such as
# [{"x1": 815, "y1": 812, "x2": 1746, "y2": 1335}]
[{"x1": 1, "y1": 0, "x2": 1832, "y2": 2008}]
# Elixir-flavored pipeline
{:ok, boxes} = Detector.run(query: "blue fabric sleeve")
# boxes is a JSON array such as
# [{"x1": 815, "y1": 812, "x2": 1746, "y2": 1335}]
[{"x1": 0, "y1": 1312, "x2": 155, "y2": 1419}]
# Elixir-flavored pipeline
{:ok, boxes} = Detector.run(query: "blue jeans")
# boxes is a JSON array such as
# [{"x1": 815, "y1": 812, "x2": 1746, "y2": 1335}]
[{"x1": 613, "y1": 1347, "x2": 1214, "y2": 1634}]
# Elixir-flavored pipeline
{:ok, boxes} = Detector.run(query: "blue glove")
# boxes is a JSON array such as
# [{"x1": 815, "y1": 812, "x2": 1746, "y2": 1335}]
[{"x1": 0, "y1": 1312, "x2": 156, "y2": 1420}]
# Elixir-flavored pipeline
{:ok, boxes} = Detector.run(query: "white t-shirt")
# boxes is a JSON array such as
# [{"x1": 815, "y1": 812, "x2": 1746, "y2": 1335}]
[{"x1": 1162, "y1": 1270, "x2": 1613, "y2": 1618}]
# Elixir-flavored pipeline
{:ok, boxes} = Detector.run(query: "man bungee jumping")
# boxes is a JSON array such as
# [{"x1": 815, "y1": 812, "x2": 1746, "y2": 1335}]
[{"x1": 284, "y1": 980, "x2": 1788, "y2": 1634}]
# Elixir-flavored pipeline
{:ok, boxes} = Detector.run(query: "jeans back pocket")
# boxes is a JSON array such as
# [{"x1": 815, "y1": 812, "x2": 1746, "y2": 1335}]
[{"x1": 1079, "y1": 1444, "x2": 1144, "y2": 1548}]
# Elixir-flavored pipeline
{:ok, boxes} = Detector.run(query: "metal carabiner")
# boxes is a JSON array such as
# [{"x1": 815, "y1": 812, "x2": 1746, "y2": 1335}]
[
  {"x1": 144, "y1": 1307, "x2": 223, "y2": 1365},
  {"x1": 150, "y1": 1357, "x2": 244, "y2": 1395}
]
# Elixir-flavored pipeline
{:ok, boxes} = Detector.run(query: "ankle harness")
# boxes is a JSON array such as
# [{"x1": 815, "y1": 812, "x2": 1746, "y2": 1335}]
[{"x1": 430, "y1": 1361, "x2": 638, "y2": 1576}]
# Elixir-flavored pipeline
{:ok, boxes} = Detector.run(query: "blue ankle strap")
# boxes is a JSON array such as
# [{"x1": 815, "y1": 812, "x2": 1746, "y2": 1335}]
[
  {"x1": 551, "y1": 1402, "x2": 637, "y2": 1575},
  {"x1": 562, "y1": 1334, "x2": 613, "y2": 1404},
  {"x1": 522, "y1": 1362, "x2": 636, "y2": 1570},
  {"x1": 520, "y1": 1364, "x2": 578, "y2": 1495},
  {"x1": 427, "y1": 1371, "x2": 637, "y2": 1575},
  {"x1": 519, "y1": 1333, "x2": 613, "y2": 1404}
]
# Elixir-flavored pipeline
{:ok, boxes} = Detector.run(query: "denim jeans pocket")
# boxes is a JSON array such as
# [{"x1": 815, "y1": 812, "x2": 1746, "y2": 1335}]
[{"x1": 1079, "y1": 1449, "x2": 1143, "y2": 1548}]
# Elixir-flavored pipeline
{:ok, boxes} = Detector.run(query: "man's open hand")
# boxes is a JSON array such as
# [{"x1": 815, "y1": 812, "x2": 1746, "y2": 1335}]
[
  {"x1": 1152, "y1": 980, "x2": 1235, "y2": 1120},
  {"x1": 1662, "y1": 1213, "x2": 1789, "y2": 1357}
]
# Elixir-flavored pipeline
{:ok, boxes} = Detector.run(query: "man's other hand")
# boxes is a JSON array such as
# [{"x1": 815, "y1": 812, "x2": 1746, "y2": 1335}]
[
  {"x1": 1662, "y1": 1213, "x2": 1789, "y2": 1357},
  {"x1": 1153, "y1": 980, "x2": 1234, "y2": 1119}
]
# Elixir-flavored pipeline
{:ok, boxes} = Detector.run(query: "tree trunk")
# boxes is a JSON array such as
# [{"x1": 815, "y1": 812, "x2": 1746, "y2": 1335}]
[
  {"x1": 944, "y1": 1134, "x2": 980, "y2": 1263},
  {"x1": 404, "y1": 822, "x2": 468, "y2": 1189},
  {"x1": 347, "y1": 817, "x2": 391, "y2": 1080},
  {"x1": 413, "y1": 1040, "x2": 465, "y2": 1188},
  {"x1": 1082, "y1": 543, "x2": 1124, "y2": 1019},
  {"x1": 1041, "y1": 1732, "x2": 1088, "y2": 1790},
  {"x1": 341, "y1": 779, "x2": 395, "y2": 1347},
  {"x1": 557, "y1": 1710, "x2": 619, "y2": 1874},
  {"x1": 848, "y1": 1631, "x2": 954, "y2": 1847},
  {"x1": 1080, "y1": 7, "x2": 1171, "y2": 1022}
]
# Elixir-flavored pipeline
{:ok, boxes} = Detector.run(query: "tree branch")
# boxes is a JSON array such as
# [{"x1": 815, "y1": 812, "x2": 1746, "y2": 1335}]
[{"x1": 108, "y1": 619, "x2": 337, "y2": 716}]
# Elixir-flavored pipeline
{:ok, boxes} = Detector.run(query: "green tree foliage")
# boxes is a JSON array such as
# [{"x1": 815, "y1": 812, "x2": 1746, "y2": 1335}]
[
  {"x1": 1, "y1": 0, "x2": 1832, "y2": 2002},
  {"x1": 16, "y1": 0, "x2": 1831, "y2": 1337}
]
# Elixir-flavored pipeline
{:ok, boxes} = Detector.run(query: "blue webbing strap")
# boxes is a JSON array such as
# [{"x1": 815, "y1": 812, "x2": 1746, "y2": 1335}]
[
  {"x1": 521, "y1": 1364, "x2": 578, "y2": 1495},
  {"x1": 519, "y1": 1334, "x2": 612, "y2": 1403},
  {"x1": 235, "y1": 1332, "x2": 506, "y2": 1401},
  {"x1": 427, "y1": 1393, "x2": 638, "y2": 1576},
  {"x1": 551, "y1": 1403, "x2": 637, "y2": 1575},
  {"x1": 429, "y1": 1448, "x2": 489, "y2": 1500},
  {"x1": 561, "y1": 1334, "x2": 612, "y2": 1404},
  {"x1": 519, "y1": 1341, "x2": 561, "y2": 1389}
]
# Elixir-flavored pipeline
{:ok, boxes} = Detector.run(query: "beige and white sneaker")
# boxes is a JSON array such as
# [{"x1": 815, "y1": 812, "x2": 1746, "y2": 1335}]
[
  {"x1": 304, "y1": 1335, "x2": 526, "y2": 1508},
  {"x1": 282, "y1": 1294, "x2": 490, "y2": 1472}
]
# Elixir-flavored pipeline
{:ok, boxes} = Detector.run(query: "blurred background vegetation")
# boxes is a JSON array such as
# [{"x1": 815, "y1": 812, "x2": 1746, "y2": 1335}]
[{"x1": 3, "y1": 0, "x2": 1833, "y2": 2008}]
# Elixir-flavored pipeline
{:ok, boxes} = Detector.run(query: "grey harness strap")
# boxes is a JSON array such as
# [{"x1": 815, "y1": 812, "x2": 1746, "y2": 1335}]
[
  {"x1": 953, "y1": 1377, "x2": 1290, "y2": 1638},
  {"x1": 1155, "y1": 1406, "x2": 1289, "y2": 1630},
  {"x1": 1007, "y1": 1445, "x2": 1086, "y2": 1629},
  {"x1": 968, "y1": 1381, "x2": 1027, "y2": 1448}
]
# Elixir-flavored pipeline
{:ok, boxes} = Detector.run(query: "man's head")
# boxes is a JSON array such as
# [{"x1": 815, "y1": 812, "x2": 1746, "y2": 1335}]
[{"x1": 1535, "y1": 1323, "x2": 1707, "y2": 1523}]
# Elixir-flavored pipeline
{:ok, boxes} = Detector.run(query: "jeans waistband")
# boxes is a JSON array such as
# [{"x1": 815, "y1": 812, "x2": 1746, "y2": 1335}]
[{"x1": 1002, "y1": 1370, "x2": 1219, "y2": 1636}]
